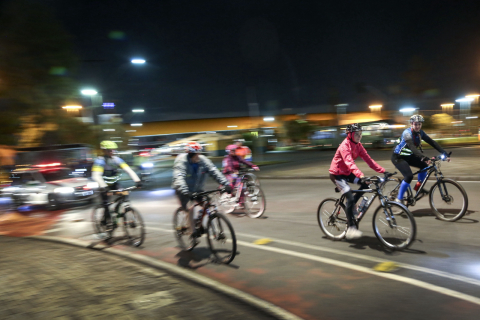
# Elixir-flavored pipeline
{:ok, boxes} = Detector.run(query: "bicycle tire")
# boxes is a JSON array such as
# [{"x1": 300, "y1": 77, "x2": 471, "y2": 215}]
[
  {"x1": 429, "y1": 178, "x2": 468, "y2": 222},
  {"x1": 206, "y1": 212, "x2": 237, "y2": 264},
  {"x1": 383, "y1": 177, "x2": 402, "y2": 201},
  {"x1": 244, "y1": 185, "x2": 266, "y2": 218},
  {"x1": 173, "y1": 207, "x2": 195, "y2": 251},
  {"x1": 92, "y1": 205, "x2": 108, "y2": 235},
  {"x1": 122, "y1": 206, "x2": 145, "y2": 247},
  {"x1": 372, "y1": 202, "x2": 416, "y2": 250},
  {"x1": 244, "y1": 173, "x2": 260, "y2": 187},
  {"x1": 317, "y1": 198, "x2": 347, "y2": 240}
]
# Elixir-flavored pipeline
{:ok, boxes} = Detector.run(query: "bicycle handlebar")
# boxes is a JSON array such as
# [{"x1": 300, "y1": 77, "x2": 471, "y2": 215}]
[
  {"x1": 431, "y1": 151, "x2": 452, "y2": 162},
  {"x1": 363, "y1": 171, "x2": 397, "y2": 184},
  {"x1": 191, "y1": 188, "x2": 226, "y2": 199}
]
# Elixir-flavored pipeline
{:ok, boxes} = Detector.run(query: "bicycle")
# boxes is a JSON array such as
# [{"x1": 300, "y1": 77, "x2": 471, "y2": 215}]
[
  {"x1": 215, "y1": 169, "x2": 266, "y2": 218},
  {"x1": 317, "y1": 172, "x2": 417, "y2": 250},
  {"x1": 173, "y1": 188, "x2": 237, "y2": 264},
  {"x1": 92, "y1": 186, "x2": 145, "y2": 247},
  {"x1": 386, "y1": 152, "x2": 468, "y2": 222}
]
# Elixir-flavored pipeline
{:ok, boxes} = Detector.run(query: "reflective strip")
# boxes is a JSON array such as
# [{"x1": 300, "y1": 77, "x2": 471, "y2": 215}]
[
  {"x1": 91, "y1": 165, "x2": 104, "y2": 173},
  {"x1": 119, "y1": 162, "x2": 128, "y2": 169}
]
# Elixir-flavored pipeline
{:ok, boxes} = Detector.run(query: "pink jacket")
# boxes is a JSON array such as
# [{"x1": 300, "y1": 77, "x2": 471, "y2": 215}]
[{"x1": 329, "y1": 138, "x2": 385, "y2": 178}]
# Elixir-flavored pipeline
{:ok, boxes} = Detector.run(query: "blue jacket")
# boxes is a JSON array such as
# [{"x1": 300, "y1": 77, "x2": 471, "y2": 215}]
[
  {"x1": 393, "y1": 128, "x2": 445, "y2": 158},
  {"x1": 172, "y1": 153, "x2": 229, "y2": 194}
]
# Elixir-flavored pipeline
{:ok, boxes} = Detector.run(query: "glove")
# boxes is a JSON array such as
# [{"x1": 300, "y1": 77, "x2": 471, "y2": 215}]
[
  {"x1": 135, "y1": 181, "x2": 143, "y2": 188},
  {"x1": 359, "y1": 177, "x2": 369, "y2": 185},
  {"x1": 223, "y1": 185, "x2": 233, "y2": 194},
  {"x1": 252, "y1": 165, "x2": 259, "y2": 171}
]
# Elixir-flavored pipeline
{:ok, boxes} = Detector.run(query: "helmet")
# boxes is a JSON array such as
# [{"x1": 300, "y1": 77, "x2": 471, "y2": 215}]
[
  {"x1": 100, "y1": 141, "x2": 118, "y2": 150},
  {"x1": 185, "y1": 141, "x2": 203, "y2": 153},
  {"x1": 225, "y1": 144, "x2": 238, "y2": 153},
  {"x1": 410, "y1": 114, "x2": 425, "y2": 123},
  {"x1": 345, "y1": 123, "x2": 362, "y2": 133}
]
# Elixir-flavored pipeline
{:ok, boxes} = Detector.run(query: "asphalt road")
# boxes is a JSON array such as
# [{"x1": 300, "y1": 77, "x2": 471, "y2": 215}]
[{"x1": 31, "y1": 177, "x2": 480, "y2": 320}]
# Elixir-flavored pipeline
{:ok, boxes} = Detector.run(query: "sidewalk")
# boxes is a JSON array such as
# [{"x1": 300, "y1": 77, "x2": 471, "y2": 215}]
[{"x1": 0, "y1": 236, "x2": 277, "y2": 320}]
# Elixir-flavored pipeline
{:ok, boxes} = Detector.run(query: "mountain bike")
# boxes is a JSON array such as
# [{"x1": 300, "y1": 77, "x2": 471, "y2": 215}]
[
  {"x1": 317, "y1": 172, "x2": 417, "y2": 250},
  {"x1": 386, "y1": 152, "x2": 468, "y2": 222},
  {"x1": 215, "y1": 169, "x2": 266, "y2": 218},
  {"x1": 173, "y1": 188, "x2": 237, "y2": 264},
  {"x1": 92, "y1": 186, "x2": 145, "y2": 247}
]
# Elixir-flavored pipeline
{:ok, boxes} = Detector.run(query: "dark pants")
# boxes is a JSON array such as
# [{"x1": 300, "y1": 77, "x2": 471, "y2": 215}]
[
  {"x1": 332, "y1": 173, "x2": 369, "y2": 227},
  {"x1": 175, "y1": 190, "x2": 190, "y2": 210},
  {"x1": 391, "y1": 154, "x2": 428, "y2": 184},
  {"x1": 101, "y1": 182, "x2": 120, "y2": 222}
]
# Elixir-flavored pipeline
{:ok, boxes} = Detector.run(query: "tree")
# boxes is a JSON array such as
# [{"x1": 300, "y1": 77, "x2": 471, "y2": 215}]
[
  {"x1": 284, "y1": 120, "x2": 314, "y2": 144},
  {"x1": 0, "y1": 0, "x2": 82, "y2": 146}
]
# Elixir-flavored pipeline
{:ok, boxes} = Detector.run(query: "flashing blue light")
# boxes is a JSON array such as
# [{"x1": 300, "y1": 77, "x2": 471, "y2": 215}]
[{"x1": 102, "y1": 103, "x2": 115, "y2": 109}]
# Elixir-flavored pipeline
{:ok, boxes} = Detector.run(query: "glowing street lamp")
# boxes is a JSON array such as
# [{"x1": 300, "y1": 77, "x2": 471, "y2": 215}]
[
  {"x1": 62, "y1": 105, "x2": 82, "y2": 111},
  {"x1": 369, "y1": 105, "x2": 382, "y2": 113},
  {"x1": 132, "y1": 109, "x2": 144, "y2": 113},
  {"x1": 441, "y1": 103, "x2": 454, "y2": 114},
  {"x1": 81, "y1": 89, "x2": 98, "y2": 96},
  {"x1": 131, "y1": 58, "x2": 146, "y2": 64}
]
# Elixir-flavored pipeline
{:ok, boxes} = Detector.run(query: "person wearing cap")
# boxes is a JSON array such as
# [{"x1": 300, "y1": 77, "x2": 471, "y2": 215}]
[
  {"x1": 92, "y1": 141, "x2": 142, "y2": 227},
  {"x1": 329, "y1": 123, "x2": 386, "y2": 240},
  {"x1": 392, "y1": 114, "x2": 450, "y2": 204},
  {"x1": 172, "y1": 141, "x2": 232, "y2": 241}
]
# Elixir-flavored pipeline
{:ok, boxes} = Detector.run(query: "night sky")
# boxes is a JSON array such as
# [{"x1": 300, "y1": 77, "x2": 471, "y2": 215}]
[{"x1": 30, "y1": 1, "x2": 480, "y2": 120}]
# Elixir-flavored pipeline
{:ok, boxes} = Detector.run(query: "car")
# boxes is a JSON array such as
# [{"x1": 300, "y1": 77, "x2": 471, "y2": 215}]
[{"x1": 1, "y1": 164, "x2": 99, "y2": 210}]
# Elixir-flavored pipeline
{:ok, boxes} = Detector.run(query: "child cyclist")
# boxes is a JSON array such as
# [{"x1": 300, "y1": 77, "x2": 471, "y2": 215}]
[
  {"x1": 392, "y1": 114, "x2": 450, "y2": 204},
  {"x1": 329, "y1": 123, "x2": 386, "y2": 239},
  {"x1": 222, "y1": 144, "x2": 259, "y2": 190}
]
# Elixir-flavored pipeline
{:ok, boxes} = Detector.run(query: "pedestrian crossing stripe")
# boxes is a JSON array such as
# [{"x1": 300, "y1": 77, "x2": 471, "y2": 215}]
[
  {"x1": 253, "y1": 238, "x2": 273, "y2": 245},
  {"x1": 373, "y1": 261, "x2": 399, "y2": 272}
]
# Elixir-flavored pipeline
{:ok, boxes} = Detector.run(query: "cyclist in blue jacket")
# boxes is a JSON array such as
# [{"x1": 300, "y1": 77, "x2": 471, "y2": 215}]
[{"x1": 392, "y1": 114, "x2": 450, "y2": 203}]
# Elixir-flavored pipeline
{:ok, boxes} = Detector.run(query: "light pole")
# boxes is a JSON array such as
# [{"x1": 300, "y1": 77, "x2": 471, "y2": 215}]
[{"x1": 81, "y1": 89, "x2": 102, "y2": 124}]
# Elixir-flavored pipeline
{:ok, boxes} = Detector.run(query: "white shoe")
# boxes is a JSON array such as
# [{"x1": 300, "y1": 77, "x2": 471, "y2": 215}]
[
  {"x1": 345, "y1": 226, "x2": 363, "y2": 240},
  {"x1": 394, "y1": 198, "x2": 406, "y2": 205}
]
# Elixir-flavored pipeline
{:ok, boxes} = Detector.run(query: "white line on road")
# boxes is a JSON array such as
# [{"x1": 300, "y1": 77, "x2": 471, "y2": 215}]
[{"x1": 147, "y1": 225, "x2": 480, "y2": 306}]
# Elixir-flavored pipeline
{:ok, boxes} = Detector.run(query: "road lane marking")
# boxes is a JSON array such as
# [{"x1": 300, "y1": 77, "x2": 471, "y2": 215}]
[
  {"x1": 235, "y1": 240, "x2": 480, "y2": 306},
  {"x1": 148, "y1": 225, "x2": 480, "y2": 306}
]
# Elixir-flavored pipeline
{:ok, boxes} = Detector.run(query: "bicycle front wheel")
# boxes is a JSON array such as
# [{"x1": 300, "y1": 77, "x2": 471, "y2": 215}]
[
  {"x1": 207, "y1": 212, "x2": 237, "y2": 264},
  {"x1": 173, "y1": 207, "x2": 195, "y2": 251},
  {"x1": 383, "y1": 177, "x2": 401, "y2": 201},
  {"x1": 372, "y1": 202, "x2": 416, "y2": 250},
  {"x1": 244, "y1": 185, "x2": 266, "y2": 218},
  {"x1": 92, "y1": 205, "x2": 107, "y2": 235},
  {"x1": 317, "y1": 198, "x2": 347, "y2": 240},
  {"x1": 122, "y1": 206, "x2": 145, "y2": 247},
  {"x1": 429, "y1": 178, "x2": 468, "y2": 222}
]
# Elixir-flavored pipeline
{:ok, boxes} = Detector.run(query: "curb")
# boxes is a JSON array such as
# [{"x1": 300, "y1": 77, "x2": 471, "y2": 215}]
[
  {"x1": 258, "y1": 176, "x2": 480, "y2": 181},
  {"x1": 27, "y1": 235, "x2": 303, "y2": 320}
]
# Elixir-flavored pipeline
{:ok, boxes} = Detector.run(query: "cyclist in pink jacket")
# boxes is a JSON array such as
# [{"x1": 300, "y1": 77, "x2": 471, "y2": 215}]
[{"x1": 329, "y1": 123, "x2": 385, "y2": 239}]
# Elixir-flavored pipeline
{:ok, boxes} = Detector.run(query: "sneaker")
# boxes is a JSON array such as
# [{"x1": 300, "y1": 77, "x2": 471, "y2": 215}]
[
  {"x1": 345, "y1": 226, "x2": 363, "y2": 240},
  {"x1": 394, "y1": 198, "x2": 406, "y2": 205}
]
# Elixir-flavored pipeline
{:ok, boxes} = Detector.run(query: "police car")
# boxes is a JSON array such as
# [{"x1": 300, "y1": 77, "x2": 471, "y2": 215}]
[{"x1": 2, "y1": 163, "x2": 98, "y2": 210}]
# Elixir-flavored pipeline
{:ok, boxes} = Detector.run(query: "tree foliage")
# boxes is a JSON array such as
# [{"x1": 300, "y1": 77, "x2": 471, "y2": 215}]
[{"x1": 284, "y1": 120, "x2": 314, "y2": 143}]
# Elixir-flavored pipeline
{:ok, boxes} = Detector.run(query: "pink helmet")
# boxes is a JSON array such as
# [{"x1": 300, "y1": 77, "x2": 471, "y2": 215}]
[{"x1": 225, "y1": 144, "x2": 238, "y2": 153}]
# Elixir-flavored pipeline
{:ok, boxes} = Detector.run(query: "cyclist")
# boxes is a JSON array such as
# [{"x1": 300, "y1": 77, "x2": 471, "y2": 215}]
[
  {"x1": 172, "y1": 141, "x2": 232, "y2": 243},
  {"x1": 392, "y1": 114, "x2": 450, "y2": 203},
  {"x1": 92, "y1": 141, "x2": 142, "y2": 228},
  {"x1": 223, "y1": 144, "x2": 259, "y2": 186},
  {"x1": 329, "y1": 123, "x2": 386, "y2": 239}
]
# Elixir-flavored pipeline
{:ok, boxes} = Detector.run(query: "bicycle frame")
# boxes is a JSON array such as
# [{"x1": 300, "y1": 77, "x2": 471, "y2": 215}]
[
  {"x1": 334, "y1": 179, "x2": 391, "y2": 224},
  {"x1": 405, "y1": 159, "x2": 445, "y2": 202}
]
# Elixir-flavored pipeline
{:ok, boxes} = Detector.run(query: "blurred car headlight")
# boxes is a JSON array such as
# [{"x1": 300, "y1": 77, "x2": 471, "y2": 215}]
[
  {"x1": 87, "y1": 182, "x2": 99, "y2": 189},
  {"x1": 141, "y1": 162, "x2": 154, "y2": 168},
  {"x1": 54, "y1": 187, "x2": 74, "y2": 194},
  {"x1": 2, "y1": 186, "x2": 19, "y2": 193}
]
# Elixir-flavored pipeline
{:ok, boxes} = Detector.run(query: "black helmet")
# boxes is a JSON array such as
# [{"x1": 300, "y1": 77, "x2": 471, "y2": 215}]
[
  {"x1": 410, "y1": 114, "x2": 425, "y2": 123},
  {"x1": 345, "y1": 123, "x2": 362, "y2": 133}
]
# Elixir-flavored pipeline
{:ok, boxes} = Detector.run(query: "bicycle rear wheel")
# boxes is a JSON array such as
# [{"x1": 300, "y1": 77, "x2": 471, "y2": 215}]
[
  {"x1": 244, "y1": 185, "x2": 266, "y2": 218},
  {"x1": 382, "y1": 177, "x2": 401, "y2": 201},
  {"x1": 173, "y1": 207, "x2": 196, "y2": 251},
  {"x1": 429, "y1": 178, "x2": 468, "y2": 222},
  {"x1": 122, "y1": 206, "x2": 145, "y2": 247},
  {"x1": 372, "y1": 202, "x2": 416, "y2": 250},
  {"x1": 207, "y1": 212, "x2": 237, "y2": 264},
  {"x1": 215, "y1": 191, "x2": 236, "y2": 214},
  {"x1": 317, "y1": 198, "x2": 347, "y2": 240}
]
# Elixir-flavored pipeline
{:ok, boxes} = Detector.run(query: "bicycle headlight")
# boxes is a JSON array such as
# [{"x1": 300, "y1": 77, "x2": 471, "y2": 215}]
[
  {"x1": 54, "y1": 187, "x2": 74, "y2": 194},
  {"x1": 440, "y1": 154, "x2": 445, "y2": 160}
]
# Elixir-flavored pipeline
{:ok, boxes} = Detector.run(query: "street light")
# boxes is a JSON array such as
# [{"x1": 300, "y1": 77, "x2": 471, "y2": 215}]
[
  {"x1": 132, "y1": 109, "x2": 144, "y2": 113},
  {"x1": 441, "y1": 103, "x2": 454, "y2": 114},
  {"x1": 81, "y1": 89, "x2": 98, "y2": 95},
  {"x1": 131, "y1": 58, "x2": 146, "y2": 64},
  {"x1": 455, "y1": 97, "x2": 474, "y2": 119},
  {"x1": 369, "y1": 105, "x2": 382, "y2": 113},
  {"x1": 131, "y1": 123, "x2": 143, "y2": 126}
]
